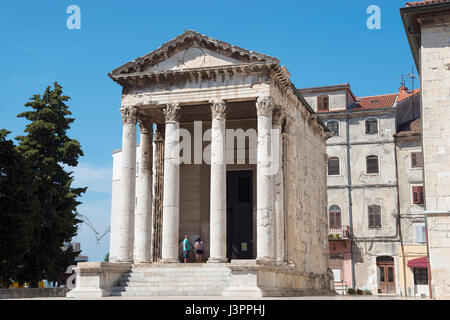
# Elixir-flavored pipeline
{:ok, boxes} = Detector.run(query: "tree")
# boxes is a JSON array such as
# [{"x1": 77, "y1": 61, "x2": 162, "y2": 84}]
[
  {"x1": 104, "y1": 252, "x2": 109, "y2": 262},
  {"x1": 0, "y1": 130, "x2": 36, "y2": 288},
  {"x1": 15, "y1": 82, "x2": 86, "y2": 287}
]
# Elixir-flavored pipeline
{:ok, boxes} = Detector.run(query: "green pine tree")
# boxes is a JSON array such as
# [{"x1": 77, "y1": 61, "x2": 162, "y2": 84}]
[
  {"x1": 0, "y1": 130, "x2": 36, "y2": 288},
  {"x1": 15, "y1": 82, "x2": 86, "y2": 287}
]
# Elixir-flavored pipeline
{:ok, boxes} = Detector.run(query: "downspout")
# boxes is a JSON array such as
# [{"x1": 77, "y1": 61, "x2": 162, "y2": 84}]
[
  {"x1": 394, "y1": 137, "x2": 408, "y2": 296},
  {"x1": 346, "y1": 110, "x2": 356, "y2": 289}
]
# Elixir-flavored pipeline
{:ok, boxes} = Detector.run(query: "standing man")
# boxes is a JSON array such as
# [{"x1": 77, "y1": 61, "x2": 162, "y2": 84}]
[{"x1": 182, "y1": 235, "x2": 190, "y2": 263}]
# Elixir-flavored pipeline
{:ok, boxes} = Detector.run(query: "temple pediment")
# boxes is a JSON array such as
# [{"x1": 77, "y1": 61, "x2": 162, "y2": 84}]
[{"x1": 109, "y1": 30, "x2": 279, "y2": 78}]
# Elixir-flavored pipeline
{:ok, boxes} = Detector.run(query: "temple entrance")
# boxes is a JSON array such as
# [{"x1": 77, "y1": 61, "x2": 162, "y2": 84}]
[{"x1": 226, "y1": 170, "x2": 253, "y2": 260}]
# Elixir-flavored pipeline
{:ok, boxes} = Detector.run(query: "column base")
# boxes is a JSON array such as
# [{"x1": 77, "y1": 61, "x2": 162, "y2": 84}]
[
  {"x1": 207, "y1": 257, "x2": 229, "y2": 263},
  {"x1": 160, "y1": 258, "x2": 179, "y2": 263}
]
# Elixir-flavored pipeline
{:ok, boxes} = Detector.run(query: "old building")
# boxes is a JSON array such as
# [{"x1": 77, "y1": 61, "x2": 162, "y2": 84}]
[
  {"x1": 401, "y1": 0, "x2": 450, "y2": 299},
  {"x1": 68, "y1": 31, "x2": 333, "y2": 298},
  {"x1": 299, "y1": 83, "x2": 421, "y2": 295}
]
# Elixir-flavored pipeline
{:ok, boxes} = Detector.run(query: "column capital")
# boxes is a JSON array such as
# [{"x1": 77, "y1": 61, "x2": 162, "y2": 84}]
[
  {"x1": 209, "y1": 99, "x2": 227, "y2": 120},
  {"x1": 138, "y1": 115, "x2": 153, "y2": 134},
  {"x1": 120, "y1": 106, "x2": 138, "y2": 124},
  {"x1": 256, "y1": 96, "x2": 275, "y2": 117},
  {"x1": 163, "y1": 102, "x2": 181, "y2": 123},
  {"x1": 153, "y1": 125, "x2": 165, "y2": 142}
]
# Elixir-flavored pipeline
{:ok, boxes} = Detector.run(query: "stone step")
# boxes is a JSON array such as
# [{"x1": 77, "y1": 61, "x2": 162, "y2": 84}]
[
  {"x1": 119, "y1": 276, "x2": 230, "y2": 283},
  {"x1": 111, "y1": 285, "x2": 224, "y2": 296},
  {"x1": 118, "y1": 280, "x2": 228, "y2": 287}
]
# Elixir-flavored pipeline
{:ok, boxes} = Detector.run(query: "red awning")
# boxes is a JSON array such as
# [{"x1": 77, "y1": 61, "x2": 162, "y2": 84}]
[{"x1": 407, "y1": 256, "x2": 428, "y2": 268}]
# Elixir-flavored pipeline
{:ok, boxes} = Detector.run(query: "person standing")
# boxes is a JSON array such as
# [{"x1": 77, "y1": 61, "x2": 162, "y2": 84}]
[
  {"x1": 182, "y1": 235, "x2": 190, "y2": 263},
  {"x1": 195, "y1": 237, "x2": 204, "y2": 262}
]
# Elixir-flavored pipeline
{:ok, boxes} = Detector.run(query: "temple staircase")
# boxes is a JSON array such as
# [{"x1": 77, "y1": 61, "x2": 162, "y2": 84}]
[{"x1": 111, "y1": 263, "x2": 231, "y2": 296}]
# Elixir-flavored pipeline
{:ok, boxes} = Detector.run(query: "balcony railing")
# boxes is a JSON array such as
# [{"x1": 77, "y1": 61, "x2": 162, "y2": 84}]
[{"x1": 328, "y1": 225, "x2": 350, "y2": 240}]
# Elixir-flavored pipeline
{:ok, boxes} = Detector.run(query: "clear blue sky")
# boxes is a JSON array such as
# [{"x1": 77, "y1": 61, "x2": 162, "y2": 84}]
[{"x1": 0, "y1": 0, "x2": 417, "y2": 262}]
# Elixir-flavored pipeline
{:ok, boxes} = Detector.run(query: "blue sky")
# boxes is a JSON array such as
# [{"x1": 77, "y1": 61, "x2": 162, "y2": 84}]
[{"x1": 0, "y1": 0, "x2": 416, "y2": 262}]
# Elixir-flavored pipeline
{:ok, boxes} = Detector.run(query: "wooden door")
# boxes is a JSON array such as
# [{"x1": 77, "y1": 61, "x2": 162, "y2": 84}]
[{"x1": 379, "y1": 263, "x2": 395, "y2": 293}]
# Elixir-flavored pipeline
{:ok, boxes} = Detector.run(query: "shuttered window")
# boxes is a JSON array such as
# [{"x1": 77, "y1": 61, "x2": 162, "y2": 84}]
[
  {"x1": 317, "y1": 95, "x2": 329, "y2": 111},
  {"x1": 412, "y1": 186, "x2": 424, "y2": 205},
  {"x1": 411, "y1": 152, "x2": 424, "y2": 168},
  {"x1": 329, "y1": 205, "x2": 342, "y2": 228},
  {"x1": 366, "y1": 155, "x2": 379, "y2": 174},
  {"x1": 368, "y1": 205, "x2": 381, "y2": 228},
  {"x1": 328, "y1": 157, "x2": 340, "y2": 176},
  {"x1": 327, "y1": 120, "x2": 339, "y2": 136},
  {"x1": 365, "y1": 118, "x2": 378, "y2": 134}
]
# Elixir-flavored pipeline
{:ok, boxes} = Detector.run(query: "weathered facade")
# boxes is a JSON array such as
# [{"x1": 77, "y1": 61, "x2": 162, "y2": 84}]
[
  {"x1": 68, "y1": 31, "x2": 333, "y2": 298},
  {"x1": 300, "y1": 83, "x2": 423, "y2": 295},
  {"x1": 401, "y1": 0, "x2": 450, "y2": 300}
]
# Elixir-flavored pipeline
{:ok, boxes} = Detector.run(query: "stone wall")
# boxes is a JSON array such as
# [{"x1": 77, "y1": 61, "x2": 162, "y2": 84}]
[{"x1": 420, "y1": 12, "x2": 450, "y2": 300}]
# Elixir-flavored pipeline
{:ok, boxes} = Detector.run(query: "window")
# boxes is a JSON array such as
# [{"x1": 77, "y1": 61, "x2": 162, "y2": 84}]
[
  {"x1": 365, "y1": 118, "x2": 378, "y2": 134},
  {"x1": 414, "y1": 224, "x2": 426, "y2": 243},
  {"x1": 413, "y1": 268, "x2": 428, "y2": 285},
  {"x1": 366, "y1": 155, "x2": 379, "y2": 174},
  {"x1": 328, "y1": 157, "x2": 340, "y2": 176},
  {"x1": 411, "y1": 152, "x2": 424, "y2": 168},
  {"x1": 329, "y1": 205, "x2": 342, "y2": 228},
  {"x1": 327, "y1": 120, "x2": 339, "y2": 136},
  {"x1": 332, "y1": 269, "x2": 341, "y2": 282},
  {"x1": 317, "y1": 95, "x2": 329, "y2": 111},
  {"x1": 412, "y1": 186, "x2": 424, "y2": 205},
  {"x1": 368, "y1": 205, "x2": 381, "y2": 228}
]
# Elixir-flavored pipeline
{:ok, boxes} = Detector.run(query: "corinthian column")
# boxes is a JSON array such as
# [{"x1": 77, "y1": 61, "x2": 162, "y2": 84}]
[
  {"x1": 208, "y1": 99, "x2": 228, "y2": 263},
  {"x1": 134, "y1": 116, "x2": 153, "y2": 263},
  {"x1": 117, "y1": 106, "x2": 138, "y2": 263},
  {"x1": 161, "y1": 103, "x2": 181, "y2": 263},
  {"x1": 256, "y1": 96, "x2": 275, "y2": 263}
]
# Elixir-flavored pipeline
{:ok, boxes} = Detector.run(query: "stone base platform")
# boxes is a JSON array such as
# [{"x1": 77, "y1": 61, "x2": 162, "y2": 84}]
[{"x1": 66, "y1": 261, "x2": 334, "y2": 298}]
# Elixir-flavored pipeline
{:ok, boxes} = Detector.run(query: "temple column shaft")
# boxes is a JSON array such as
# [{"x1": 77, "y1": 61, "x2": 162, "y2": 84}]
[
  {"x1": 134, "y1": 117, "x2": 153, "y2": 263},
  {"x1": 273, "y1": 109, "x2": 285, "y2": 263},
  {"x1": 208, "y1": 100, "x2": 228, "y2": 263},
  {"x1": 161, "y1": 103, "x2": 181, "y2": 263},
  {"x1": 256, "y1": 96, "x2": 275, "y2": 262},
  {"x1": 117, "y1": 106, "x2": 138, "y2": 262}
]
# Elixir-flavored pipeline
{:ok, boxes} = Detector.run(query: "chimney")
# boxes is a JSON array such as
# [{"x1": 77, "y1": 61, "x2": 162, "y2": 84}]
[{"x1": 399, "y1": 85, "x2": 409, "y2": 93}]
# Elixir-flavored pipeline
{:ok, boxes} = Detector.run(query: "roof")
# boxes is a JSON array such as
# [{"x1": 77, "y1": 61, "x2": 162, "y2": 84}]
[
  {"x1": 352, "y1": 93, "x2": 398, "y2": 110},
  {"x1": 109, "y1": 30, "x2": 279, "y2": 77},
  {"x1": 400, "y1": 0, "x2": 450, "y2": 73},
  {"x1": 406, "y1": 0, "x2": 449, "y2": 7},
  {"x1": 395, "y1": 117, "x2": 422, "y2": 136},
  {"x1": 398, "y1": 88, "x2": 420, "y2": 102}
]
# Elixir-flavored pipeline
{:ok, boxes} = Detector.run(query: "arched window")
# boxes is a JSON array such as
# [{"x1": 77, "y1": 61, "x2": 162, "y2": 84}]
[
  {"x1": 366, "y1": 155, "x2": 379, "y2": 174},
  {"x1": 368, "y1": 205, "x2": 381, "y2": 228},
  {"x1": 317, "y1": 95, "x2": 329, "y2": 111},
  {"x1": 328, "y1": 157, "x2": 340, "y2": 176},
  {"x1": 365, "y1": 118, "x2": 378, "y2": 134},
  {"x1": 329, "y1": 205, "x2": 342, "y2": 228},
  {"x1": 327, "y1": 120, "x2": 339, "y2": 136}
]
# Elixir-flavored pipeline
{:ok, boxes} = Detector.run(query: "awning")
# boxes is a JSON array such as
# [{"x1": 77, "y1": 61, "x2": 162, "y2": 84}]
[{"x1": 407, "y1": 256, "x2": 428, "y2": 268}]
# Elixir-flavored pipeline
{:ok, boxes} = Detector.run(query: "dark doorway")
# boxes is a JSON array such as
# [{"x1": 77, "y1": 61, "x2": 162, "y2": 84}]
[{"x1": 226, "y1": 170, "x2": 253, "y2": 260}]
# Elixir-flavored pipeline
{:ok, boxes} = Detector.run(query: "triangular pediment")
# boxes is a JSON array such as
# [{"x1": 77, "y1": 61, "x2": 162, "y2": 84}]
[{"x1": 110, "y1": 30, "x2": 279, "y2": 77}]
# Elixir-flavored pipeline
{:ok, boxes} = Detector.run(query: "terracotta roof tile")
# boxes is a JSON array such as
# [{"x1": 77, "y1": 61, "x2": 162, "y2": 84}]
[
  {"x1": 405, "y1": 0, "x2": 449, "y2": 7},
  {"x1": 352, "y1": 93, "x2": 398, "y2": 110}
]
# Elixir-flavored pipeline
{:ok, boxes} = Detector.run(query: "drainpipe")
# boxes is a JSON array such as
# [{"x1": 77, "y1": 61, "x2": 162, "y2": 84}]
[
  {"x1": 394, "y1": 137, "x2": 408, "y2": 296},
  {"x1": 346, "y1": 110, "x2": 356, "y2": 289}
]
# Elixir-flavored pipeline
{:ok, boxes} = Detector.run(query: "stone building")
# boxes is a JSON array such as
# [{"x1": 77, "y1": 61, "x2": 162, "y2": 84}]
[
  {"x1": 299, "y1": 83, "x2": 422, "y2": 295},
  {"x1": 68, "y1": 31, "x2": 333, "y2": 297},
  {"x1": 401, "y1": 0, "x2": 450, "y2": 299}
]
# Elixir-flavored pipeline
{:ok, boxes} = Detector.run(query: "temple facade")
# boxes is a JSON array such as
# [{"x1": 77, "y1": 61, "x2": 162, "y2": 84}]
[{"x1": 68, "y1": 31, "x2": 334, "y2": 297}]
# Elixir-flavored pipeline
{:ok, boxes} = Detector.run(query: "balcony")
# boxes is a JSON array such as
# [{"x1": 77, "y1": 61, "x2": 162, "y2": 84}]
[{"x1": 328, "y1": 225, "x2": 350, "y2": 240}]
